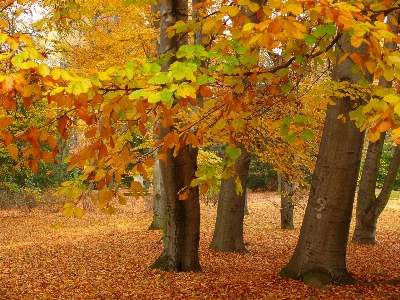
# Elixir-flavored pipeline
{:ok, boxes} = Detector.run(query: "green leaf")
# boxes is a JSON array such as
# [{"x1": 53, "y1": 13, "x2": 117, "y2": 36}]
[
  {"x1": 148, "y1": 73, "x2": 169, "y2": 84},
  {"x1": 314, "y1": 26, "x2": 327, "y2": 37},
  {"x1": 276, "y1": 68, "x2": 289, "y2": 77},
  {"x1": 283, "y1": 134, "x2": 296, "y2": 142},
  {"x1": 282, "y1": 117, "x2": 292, "y2": 124},
  {"x1": 326, "y1": 24, "x2": 337, "y2": 36},
  {"x1": 304, "y1": 34, "x2": 317, "y2": 45},
  {"x1": 236, "y1": 45, "x2": 247, "y2": 54},
  {"x1": 281, "y1": 82, "x2": 291, "y2": 93},
  {"x1": 226, "y1": 145, "x2": 241, "y2": 160},
  {"x1": 300, "y1": 129, "x2": 314, "y2": 141},
  {"x1": 296, "y1": 55, "x2": 305, "y2": 63},
  {"x1": 280, "y1": 124, "x2": 289, "y2": 136}
]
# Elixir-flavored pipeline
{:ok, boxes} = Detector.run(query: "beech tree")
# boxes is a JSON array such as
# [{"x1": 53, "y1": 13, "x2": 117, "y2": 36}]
[
  {"x1": 210, "y1": 143, "x2": 250, "y2": 253},
  {"x1": 351, "y1": 11, "x2": 400, "y2": 245},
  {"x1": 3, "y1": 0, "x2": 400, "y2": 280}
]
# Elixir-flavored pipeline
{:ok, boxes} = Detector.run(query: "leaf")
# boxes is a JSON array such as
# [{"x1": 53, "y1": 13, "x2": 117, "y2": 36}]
[
  {"x1": 7, "y1": 144, "x2": 18, "y2": 159},
  {"x1": 37, "y1": 64, "x2": 50, "y2": 77},
  {"x1": 226, "y1": 145, "x2": 241, "y2": 160},
  {"x1": 304, "y1": 34, "x2": 317, "y2": 45},
  {"x1": 74, "y1": 207, "x2": 84, "y2": 218}
]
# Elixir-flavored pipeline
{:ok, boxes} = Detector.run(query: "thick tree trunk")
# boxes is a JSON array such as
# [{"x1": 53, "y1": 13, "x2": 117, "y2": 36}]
[
  {"x1": 150, "y1": 0, "x2": 201, "y2": 272},
  {"x1": 352, "y1": 140, "x2": 400, "y2": 244},
  {"x1": 151, "y1": 144, "x2": 201, "y2": 271},
  {"x1": 210, "y1": 145, "x2": 251, "y2": 253},
  {"x1": 351, "y1": 12, "x2": 400, "y2": 245},
  {"x1": 281, "y1": 33, "x2": 369, "y2": 286},
  {"x1": 148, "y1": 154, "x2": 167, "y2": 230},
  {"x1": 280, "y1": 176, "x2": 294, "y2": 230}
]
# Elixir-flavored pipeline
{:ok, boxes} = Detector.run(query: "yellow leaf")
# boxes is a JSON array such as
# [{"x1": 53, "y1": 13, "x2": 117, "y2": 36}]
[
  {"x1": 219, "y1": 6, "x2": 239, "y2": 16},
  {"x1": 382, "y1": 94, "x2": 399, "y2": 104},
  {"x1": 202, "y1": 20, "x2": 216, "y2": 32},
  {"x1": 98, "y1": 71, "x2": 111, "y2": 81},
  {"x1": 51, "y1": 69, "x2": 61, "y2": 80},
  {"x1": 383, "y1": 66, "x2": 394, "y2": 81},
  {"x1": 350, "y1": 35, "x2": 363, "y2": 48},
  {"x1": 37, "y1": 64, "x2": 50, "y2": 77},
  {"x1": 248, "y1": 2, "x2": 259, "y2": 12},
  {"x1": 286, "y1": 3, "x2": 303, "y2": 15},
  {"x1": 242, "y1": 23, "x2": 255, "y2": 32},
  {"x1": 73, "y1": 207, "x2": 84, "y2": 218}
]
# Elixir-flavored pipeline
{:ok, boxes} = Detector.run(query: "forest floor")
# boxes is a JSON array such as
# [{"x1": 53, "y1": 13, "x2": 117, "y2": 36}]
[{"x1": 1, "y1": 192, "x2": 400, "y2": 299}]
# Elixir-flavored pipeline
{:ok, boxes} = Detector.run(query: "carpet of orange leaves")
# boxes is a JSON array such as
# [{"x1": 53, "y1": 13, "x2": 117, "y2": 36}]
[{"x1": 1, "y1": 192, "x2": 400, "y2": 299}]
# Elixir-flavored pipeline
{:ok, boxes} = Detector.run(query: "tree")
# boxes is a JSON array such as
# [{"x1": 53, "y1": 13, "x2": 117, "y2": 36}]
[
  {"x1": 210, "y1": 143, "x2": 250, "y2": 253},
  {"x1": 149, "y1": 0, "x2": 202, "y2": 272},
  {"x1": 280, "y1": 174, "x2": 295, "y2": 230},
  {"x1": 280, "y1": 32, "x2": 371, "y2": 286},
  {"x1": 352, "y1": 12, "x2": 400, "y2": 245}
]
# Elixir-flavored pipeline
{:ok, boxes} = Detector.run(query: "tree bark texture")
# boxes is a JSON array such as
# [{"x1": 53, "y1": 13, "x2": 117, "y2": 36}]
[
  {"x1": 281, "y1": 33, "x2": 370, "y2": 286},
  {"x1": 280, "y1": 176, "x2": 295, "y2": 230},
  {"x1": 148, "y1": 153, "x2": 167, "y2": 230},
  {"x1": 352, "y1": 139, "x2": 400, "y2": 244},
  {"x1": 351, "y1": 11, "x2": 400, "y2": 245},
  {"x1": 210, "y1": 145, "x2": 251, "y2": 253},
  {"x1": 150, "y1": 0, "x2": 201, "y2": 272}
]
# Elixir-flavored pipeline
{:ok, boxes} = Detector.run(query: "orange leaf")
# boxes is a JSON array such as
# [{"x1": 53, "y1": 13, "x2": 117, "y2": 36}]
[
  {"x1": 58, "y1": 116, "x2": 68, "y2": 135},
  {"x1": 7, "y1": 144, "x2": 18, "y2": 159},
  {"x1": 42, "y1": 151, "x2": 53, "y2": 163},
  {"x1": 0, "y1": 117, "x2": 13, "y2": 129},
  {"x1": 200, "y1": 85, "x2": 213, "y2": 98}
]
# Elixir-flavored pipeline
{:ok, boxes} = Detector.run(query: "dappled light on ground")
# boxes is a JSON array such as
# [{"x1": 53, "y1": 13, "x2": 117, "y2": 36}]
[{"x1": 1, "y1": 192, "x2": 400, "y2": 299}]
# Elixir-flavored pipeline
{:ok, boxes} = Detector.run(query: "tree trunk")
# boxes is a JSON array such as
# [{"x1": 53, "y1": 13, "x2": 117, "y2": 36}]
[
  {"x1": 150, "y1": 0, "x2": 201, "y2": 272},
  {"x1": 210, "y1": 144, "x2": 251, "y2": 253},
  {"x1": 280, "y1": 175, "x2": 294, "y2": 230},
  {"x1": 244, "y1": 191, "x2": 250, "y2": 215},
  {"x1": 351, "y1": 11, "x2": 400, "y2": 245},
  {"x1": 280, "y1": 33, "x2": 369, "y2": 286},
  {"x1": 148, "y1": 1, "x2": 167, "y2": 231},
  {"x1": 148, "y1": 153, "x2": 167, "y2": 230},
  {"x1": 352, "y1": 139, "x2": 400, "y2": 244}
]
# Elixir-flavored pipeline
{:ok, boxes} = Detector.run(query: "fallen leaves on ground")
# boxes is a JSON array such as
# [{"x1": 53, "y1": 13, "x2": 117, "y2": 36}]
[{"x1": 1, "y1": 192, "x2": 400, "y2": 299}]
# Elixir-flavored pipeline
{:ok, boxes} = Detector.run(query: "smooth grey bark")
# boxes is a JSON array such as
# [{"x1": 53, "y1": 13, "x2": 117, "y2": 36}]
[
  {"x1": 148, "y1": 3, "x2": 167, "y2": 231},
  {"x1": 352, "y1": 138, "x2": 400, "y2": 244},
  {"x1": 351, "y1": 12, "x2": 400, "y2": 245},
  {"x1": 150, "y1": 0, "x2": 201, "y2": 272},
  {"x1": 281, "y1": 33, "x2": 370, "y2": 286},
  {"x1": 280, "y1": 175, "x2": 295, "y2": 230},
  {"x1": 210, "y1": 144, "x2": 251, "y2": 253},
  {"x1": 148, "y1": 152, "x2": 167, "y2": 230}
]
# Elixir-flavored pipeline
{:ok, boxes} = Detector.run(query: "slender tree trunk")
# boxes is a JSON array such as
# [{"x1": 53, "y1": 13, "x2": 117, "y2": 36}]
[
  {"x1": 352, "y1": 140, "x2": 400, "y2": 244},
  {"x1": 280, "y1": 33, "x2": 370, "y2": 286},
  {"x1": 150, "y1": 0, "x2": 201, "y2": 272},
  {"x1": 148, "y1": 2, "x2": 167, "y2": 230},
  {"x1": 280, "y1": 175, "x2": 294, "y2": 230},
  {"x1": 244, "y1": 191, "x2": 250, "y2": 215},
  {"x1": 351, "y1": 11, "x2": 400, "y2": 245},
  {"x1": 210, "y1": 144, "x2": 251, "y2": 253},
  {"x1": 148, "y1": 151, "x2": 167, "y2": 230}
]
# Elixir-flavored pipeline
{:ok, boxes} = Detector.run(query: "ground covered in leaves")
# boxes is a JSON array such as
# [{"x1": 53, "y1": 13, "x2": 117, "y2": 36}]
[{"x1": 1, "y1": 192, "x2": 400, "y2": 299}]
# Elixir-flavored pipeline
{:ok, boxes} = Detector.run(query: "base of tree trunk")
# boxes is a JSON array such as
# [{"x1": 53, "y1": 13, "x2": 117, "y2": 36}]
[
  {"x1": 150, "y1": 251, "x2": 202, "y2": 272},
  {"x1": 280, "y1": 266, "x2": 356, "y2": 288},
  {"x1": 351, "y1": 227, "x2": 376, "y2": 245}
]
